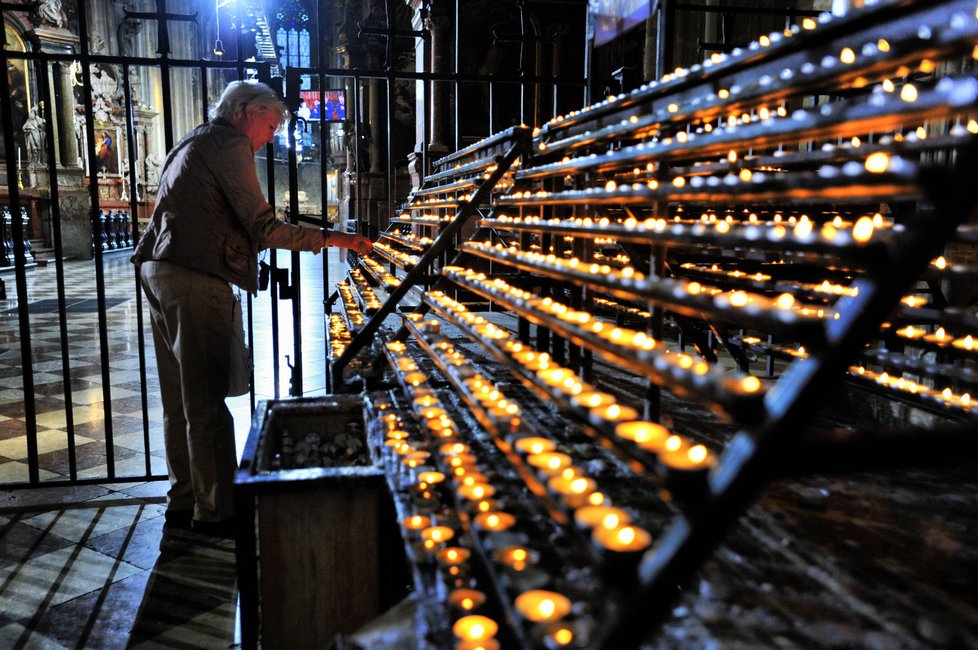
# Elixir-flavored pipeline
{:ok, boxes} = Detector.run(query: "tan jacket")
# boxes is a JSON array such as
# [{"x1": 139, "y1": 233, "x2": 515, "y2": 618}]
[{"x1": 131, "y1": 118, "x2": 322, "y2": 293}]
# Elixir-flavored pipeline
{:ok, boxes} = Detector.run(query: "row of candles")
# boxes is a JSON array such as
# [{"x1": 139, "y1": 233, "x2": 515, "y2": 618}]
[
  {"x1": 677, "y1": 263, "x2": 858, "y2": 300},
  {"x1": 386, "y1": 230, "x2": 436, "y2": 252},
  {"x1": 361, "y1": 256, "x2": 402, "y2": 290},
  {"x1": 373, "y1": 241, "x2": 421, "y2": 269},
  {"x1": 409, "y1": 194, "x2": 472, "y2": 210},
  {"x1": 348, "y1": 268, "x2": 383, "y2": 312},
  {"x1": 485, "y1": 209, "x2": 884, "y2": 249},
  {"x1": 383, "y1": 340, "x2": 582, "y2": 648},
  {"x1": 335, "y1": 281, "x2": 365, "y2": 328},
  {"x1": 393, "y1": 212, "x2": 452, "y2": 226},
  {"x1": 327, "y1": 313, "x2": 353, "y2": 360},
  {"x1": 850, "y1": 365, "x2": 977, "y2": 413},
  {"x1": 891, "y1": 325, "x2": 978, "y2": 354},
  {"x1": 534, "y1": 1, "x2": 962, "y2": 173},
  {"x1": 460, "y1": 241, "x2": 829, "y2": 331},
  {"x1": 539, "y1": 3, "x2": 898, "y2": 133},
  {"x1": 424, "y1": 289, "x2": 721, "y2": 482},
  {"x1": 439, "y1": 267, "x2": 766, "y2": 412}
]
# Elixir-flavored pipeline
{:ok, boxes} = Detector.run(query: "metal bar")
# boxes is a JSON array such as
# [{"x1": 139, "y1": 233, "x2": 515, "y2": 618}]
[
  {"x1": 0, "y1": 26, "x2": 39, "y2": 483},
  {"x1": 320, "y1": 78, "x2": 332, "y2": 394},
  {"x1": 332, "y1": 137, "x2": 528, "y2": 385},
  {"x1": 286, "y1": 70, "x2": 304, "y2": 397},
  {"x1": 36, "y1": 57, "x2": 79, "y2": 480},
  {"x1": 76, "y1": 0, "x2": 116, "y2": 478},
  {"x1": 122, "y1": 63, "x2": 153, "y2": 478}
]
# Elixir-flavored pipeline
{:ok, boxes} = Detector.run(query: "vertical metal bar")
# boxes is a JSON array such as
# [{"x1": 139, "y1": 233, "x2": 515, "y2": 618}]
[
  {"x1": 37, "y1": 57, "x2": 78, "y2": 479},
  {"x1": 320, "y1": 76, "x2": 331, "y2": 394},
  {"x1": 77, "y1": 0, "x2": 116, "y2": 478},
  {"x1": 353, "y1": 74, "x2": 362, "y2": 239},
  {"x1": 286, "y1": 69, "x2": 304, "y2": 396},
  {"x1": 159, "y1": 0, "x2": 175, "y2": 151},
  {"x1": 257, "y1": 67, "x2": 283, "y2": 398},
  {"x1": 421, "y1": 54, "x2": 429, "y2": 177},
  {"x1": 453, "y1": 0, "x2": 459, "y2": 150},
  {"x1": 656, "y1": 0, "x2": 676, "y2": 79},
  {"x1": 0, "y1": 41, "x2": 39, "y2": 483},
  {"x1": 386, "y1": 75, "x2": 394, "y2": 231},
  {"x1": 489, "y1": 82, "x2": 494, "y2": 135},
  {"x1": 122, "y1": 63, "x2": 153, "y2": 477}
]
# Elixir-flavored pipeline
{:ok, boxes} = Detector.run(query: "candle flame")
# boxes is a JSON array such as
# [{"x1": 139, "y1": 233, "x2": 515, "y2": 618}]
[
  {"x1": 741, "y1": 376, "x2": 762, "y2": 392},
  {"x1": 617, "y1": 527, "x2": 636, "y2": 545},
  {"x1": 865, "y1": 152, "x2": 890, "y2": 173},
  {"x1": 689, "y1": 445, "x2": 709, "y2": 464}
]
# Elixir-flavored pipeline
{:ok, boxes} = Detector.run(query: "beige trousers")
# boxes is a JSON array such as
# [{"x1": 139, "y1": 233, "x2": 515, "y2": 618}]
[{"x1": 140, "y1": 260, "x2": 237, "y2": 522}]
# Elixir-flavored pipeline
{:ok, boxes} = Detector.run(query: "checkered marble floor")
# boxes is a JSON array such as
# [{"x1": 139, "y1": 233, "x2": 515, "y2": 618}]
[{"x1": 0, "y1": 248, "x2": 349, "y2": 647}]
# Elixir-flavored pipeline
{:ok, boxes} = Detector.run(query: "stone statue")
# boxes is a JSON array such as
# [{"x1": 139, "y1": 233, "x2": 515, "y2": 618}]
[
  {"x1": 144, "y1": 151, "x2": 163, "y2": 187},
  {"x1": 89, "y1": 64, "x2": 120, "y2": 123},
  {"x1": 117, "y1": 18, "x2": 143, "y2": 57},
  {"x1": 128, "y1": 67, "x2": 142, "y2": 106},
  {"x1": 36, "y1": 0, "x2": 64, "y2": 29},
  {"x1": 22, "y1": 105, "x2": 45, "y2": 167}
]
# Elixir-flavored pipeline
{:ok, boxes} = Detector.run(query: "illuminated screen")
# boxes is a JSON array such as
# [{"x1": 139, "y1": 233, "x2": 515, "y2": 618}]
[{"x1": 300, "y1": 90, "x2": 346, "y2": 122}]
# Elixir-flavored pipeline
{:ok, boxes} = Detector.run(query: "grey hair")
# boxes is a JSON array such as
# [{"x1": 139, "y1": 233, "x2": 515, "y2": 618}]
[{"x1": 208, "y1": 81, "x2": 288, "y2": 124}]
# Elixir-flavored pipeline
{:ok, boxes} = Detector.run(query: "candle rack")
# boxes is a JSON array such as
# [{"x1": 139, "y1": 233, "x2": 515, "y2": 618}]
[
  {"x1": 325, "y1": 1, "x2": 978, "y2": 647},
  {"x1": 331, "y1": 125, "x2": 531, "y2": 384}
]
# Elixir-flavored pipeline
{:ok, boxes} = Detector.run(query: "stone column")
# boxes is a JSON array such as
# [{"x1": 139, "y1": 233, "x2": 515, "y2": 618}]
[{"x1": 426, "y1": 3, "x2": 450, "y2": 157}]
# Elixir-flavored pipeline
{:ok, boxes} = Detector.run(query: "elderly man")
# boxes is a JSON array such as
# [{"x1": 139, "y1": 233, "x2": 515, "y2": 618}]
[{"x1": 132, "y1": 81, "x2": 371, "y2": 537}]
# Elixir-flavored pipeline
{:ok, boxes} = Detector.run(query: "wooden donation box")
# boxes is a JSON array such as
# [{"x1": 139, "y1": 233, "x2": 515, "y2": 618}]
[{"x1": 235, "y1": 396, "x2": 389, "y2": 649}]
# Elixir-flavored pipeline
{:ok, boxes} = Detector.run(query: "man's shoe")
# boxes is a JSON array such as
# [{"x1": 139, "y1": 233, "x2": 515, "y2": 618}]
[{"x1": 191, "y1": 518, "x2": 237, "y2": 539}]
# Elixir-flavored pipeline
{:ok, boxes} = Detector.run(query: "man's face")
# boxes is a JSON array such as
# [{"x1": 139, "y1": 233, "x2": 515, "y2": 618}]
[{"x1": 243, "y1": 110, "x2": 281, "y2": 153}]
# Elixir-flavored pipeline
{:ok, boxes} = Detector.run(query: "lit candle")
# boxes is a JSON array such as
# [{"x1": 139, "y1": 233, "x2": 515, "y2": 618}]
[
  {"x1": 615, "y1": 420, "x2": 670, "y2": 452},
  {"x1": 573, "y1": 505, "x2": 630, "y2": 530},
  {"x1": 547, "y1": 474, "x2": 597, "y2": 508},
  {"x1": 593, "y1": 524, "x2": 651, "y2": 553},
  {"x1": 474, "y1": 511, "x2": 516, "y2": 532},
  {"x1": 589, "y1": 403, "x2": 638, "y2": 426},
  {"x1": 537, "y1": 367, "x2": 574, "y2": 386},
  {"x1": 448, "y1": 588, "x2": 487, "y2": 613},
  {"x1": 526, "y1": 451, "x2": 573, "y2": 475},
  {"x1": 437, "y1": 546, "x2": 471, "y2": 566},
  {"x1": 420, "y1": 406, "x2": 447, "y2": 420},
  {"x1": 402, "y1": 515, "x2": 430, "y2": 531},
  {"x1": 452, "y1": 615, "x2": 499, "y2": 642},
  {"x1": 571, "y1": 391, "x2": 618, "y2": 409},
  {"x1": 660, "y1": 444, "x2": 715, "y2": 491},
  {"x1": 440, "y1": 442, "x2": 471, "y2": 455},
  {"x1": 404, "y1": 371, "x2": 427, "y2": 386},
  {"x1": 514, "y1": 437, "x2": 556, "y2": 455},
  {"x1": 413, "y1": 395, "x2": 439, "y2": 408},
  {"x1": 457, "y1": 483, "x2": 496, "y2": 500},
  {"x1": 421, "y1": 526, "x2": 455, "y2": 544},
  {"x1": 418, "y1": 471, "x2": 446, "y2": 485},
  {"x1": 494, "y1": 545, "x2": 539, "y2": 571},
  {"x1": 514, "y1": 590, "x2": 572, "y2": 623}
]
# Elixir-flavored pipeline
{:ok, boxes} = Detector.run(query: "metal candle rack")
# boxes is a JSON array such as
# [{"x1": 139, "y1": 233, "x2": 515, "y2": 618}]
[{"x1": 328, "y1": 1, "x2": 978, "y2": 647}]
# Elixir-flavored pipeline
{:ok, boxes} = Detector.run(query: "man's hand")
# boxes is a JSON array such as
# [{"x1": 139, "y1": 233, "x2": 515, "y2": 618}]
[{"x1": 329, "y1": 232, "x2": 373, "y2": 255}]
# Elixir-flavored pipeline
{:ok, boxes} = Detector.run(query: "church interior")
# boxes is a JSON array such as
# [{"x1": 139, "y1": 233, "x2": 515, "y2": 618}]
[{"x1": 1, "y1": 0, "x2": 977, "y2": 648}]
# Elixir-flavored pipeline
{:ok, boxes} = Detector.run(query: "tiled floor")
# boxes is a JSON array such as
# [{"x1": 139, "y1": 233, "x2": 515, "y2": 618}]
[{"x1": 0, "y1": 248, "x2": 349, "y2": 648}]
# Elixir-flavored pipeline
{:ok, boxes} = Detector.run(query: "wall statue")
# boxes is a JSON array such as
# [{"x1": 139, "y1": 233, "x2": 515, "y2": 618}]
[
  {"x1": 36, "y1": 0, "x2": 65, "y2": 29},
  {"x1": 22, "y1": 105, "x2": 45, "y2": 167}
]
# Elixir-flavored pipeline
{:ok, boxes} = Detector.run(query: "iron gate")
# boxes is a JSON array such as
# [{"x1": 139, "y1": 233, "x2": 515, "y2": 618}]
[{"x1": 0, "y1": 0, "x2": 586, "y2": 488}]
